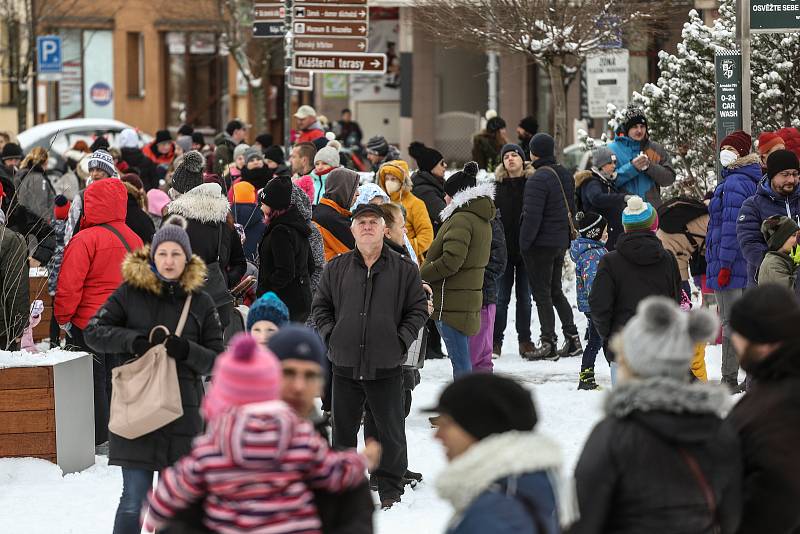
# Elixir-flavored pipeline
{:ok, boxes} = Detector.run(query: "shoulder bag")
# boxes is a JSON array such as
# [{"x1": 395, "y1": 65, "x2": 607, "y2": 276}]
[
  {"x1": 108, "y1": 295, "x2": 192, "y2": 440},
  {"x1": 543, "y1": 166, "x2": 579, "y2": 241}
]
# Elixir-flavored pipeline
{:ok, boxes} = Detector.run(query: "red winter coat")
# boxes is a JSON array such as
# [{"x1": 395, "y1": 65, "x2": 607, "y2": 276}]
[
  {"x1": 142, "y1": 141, "x2": 175, "y2": 167},
  {"x1": 55, "y1": 179, "x2": 144, "y2": 329}
]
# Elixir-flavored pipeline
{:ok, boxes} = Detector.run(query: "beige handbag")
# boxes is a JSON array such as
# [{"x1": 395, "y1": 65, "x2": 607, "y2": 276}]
[{"x1": 108, "y1": 295, "x2": 192, "y2": 440}]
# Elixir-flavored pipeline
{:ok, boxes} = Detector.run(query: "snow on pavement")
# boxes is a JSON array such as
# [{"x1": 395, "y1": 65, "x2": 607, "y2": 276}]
[{"x1": 0, "y1": 296, "x2": 728, "y2": 534}]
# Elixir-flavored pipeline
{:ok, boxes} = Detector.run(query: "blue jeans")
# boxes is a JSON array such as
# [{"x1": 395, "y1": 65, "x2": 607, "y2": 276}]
[
  {"x1": 436, "y1": 321, "x2": 472, "y2": 378},
  {"x1": 581, "y1": 315, "x2": 603, "y2": 372},
  {"x1": 494, "y1": 255, "x2": 533, "y2": 345},
  {"x1": 113, "y1": 468, "x2": 155, "y2": 534}
]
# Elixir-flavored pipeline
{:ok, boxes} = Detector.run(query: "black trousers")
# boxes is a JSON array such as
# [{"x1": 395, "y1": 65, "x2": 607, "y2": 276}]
[
  {"x1": 332, "y1": 372, "x2": 407, "y2": 500},
  {"x1": 68, "y1": 326, "x2": 114, "y2": 446},
  {"x1": 523, "y1": 246, "x2": 577, "y2": 342}
]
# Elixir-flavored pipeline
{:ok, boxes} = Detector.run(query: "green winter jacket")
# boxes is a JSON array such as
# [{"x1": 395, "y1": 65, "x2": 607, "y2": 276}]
[
  {"x1": 421, "y1": 182, "x2": 495, "y2": 336},
  {"x1": 0, "y1": 224, "x2": 30, "y2": 346},
  {"x1": 758, "y1": 250, "x2": 797, "y2": 289}
]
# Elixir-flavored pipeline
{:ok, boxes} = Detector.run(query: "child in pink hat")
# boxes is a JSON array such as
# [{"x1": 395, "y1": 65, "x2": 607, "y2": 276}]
[{"x1": 145, "y1": 334, "x2": 379, "y2": 533}]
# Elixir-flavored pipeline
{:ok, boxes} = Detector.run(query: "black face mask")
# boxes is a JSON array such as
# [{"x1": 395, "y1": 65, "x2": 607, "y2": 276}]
[{"x1": 241, "y1": 166, "x2": 273, "y2": 191}]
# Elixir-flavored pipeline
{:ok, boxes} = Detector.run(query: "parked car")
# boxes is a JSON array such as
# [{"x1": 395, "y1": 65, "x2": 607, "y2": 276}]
[
  {"x1": 562, "y1": 142, "x2": 593, "y2": 173},
  {"x1": 18, "y1": 119, "x2": 152, "y2": 172}
]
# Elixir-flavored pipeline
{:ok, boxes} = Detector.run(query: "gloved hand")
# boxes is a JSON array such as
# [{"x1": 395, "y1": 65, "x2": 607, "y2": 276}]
[
  {"x1": 717, "y1": 268, "x2": 731, "y2": 288},
  {"x1": 132, "y1": 336, "x2": 152, "y2": 357},
  {"x1": 792, "y1": 246, "x2": 800, "y2": 265},
  {"x1": 165, "y1": 335, "x2": 190, "y2": 361}
]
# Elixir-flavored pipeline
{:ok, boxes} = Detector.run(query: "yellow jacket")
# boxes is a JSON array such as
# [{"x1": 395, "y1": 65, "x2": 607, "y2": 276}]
[{"x1": 377, "y1": 160, "x2": 434, "y2": 261}]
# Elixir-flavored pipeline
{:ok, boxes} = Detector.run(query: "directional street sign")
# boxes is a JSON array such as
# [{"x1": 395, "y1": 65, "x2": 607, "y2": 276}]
[
  {"x1": 293, "y1": 20, "x2": 367, "y2": 36},
  {"x1": 287, "y1": 68, "x2": 314, "y2": 91},
  {"x1": 254, "y1": 22, "x2": 286, "y2": 37},
  {"x1": 294, "y1": 36, "x2": 368, "y2": 53},
  {"x1": 294, "y1": 52, "x2": 386, "y2": 73},
  {"x1": 294, "y1": 5, "x2": 368, "y2": 21},
  {"x1": 254, "y1": 3, "x2": 284, "y2": 19},
  {"x1": 253, "y1": 2, "x2": 286, "y2": 39}
]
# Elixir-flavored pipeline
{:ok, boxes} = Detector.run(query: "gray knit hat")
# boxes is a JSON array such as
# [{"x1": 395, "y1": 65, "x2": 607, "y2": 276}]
[
  {"x1": 171, "y1": 150, "x2": 205, "y2": 194},
  {"x1": 233, "y1": 143, "x2": 250, "y2": 161},
  {"x1": 176, "y1": 135, "x2": 193, "y2": 154},
  {"x1": 592, "y1": 146, "x2": 617, "y2": 169},
  {"x1": 151, "y1": 215, "x2": 192, "y2": 260},
  {"x1": 314, "y1": 134, "x2": 341, "y2": 168},
  {"x1": 244, "y1": 147, "x2": 264, "y2": 164},
  {"x1": 88, "y1": 149, "x2": 116, "y2": 177},
  {"x1": 614, "y1": 296, "x2": 718, "y2": 379}
]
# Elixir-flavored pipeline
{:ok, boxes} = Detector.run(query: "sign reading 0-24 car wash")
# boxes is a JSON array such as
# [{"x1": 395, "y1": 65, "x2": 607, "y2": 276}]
[
  {"x1": 714, "y1": 50, "x2": 743, "y2": 149},
  {"x1": 751, "y1": 0, "x2": 800, "y2": 32},
  {"x1": 585, "y1": 49, "x2": 629, "y2": 118}
]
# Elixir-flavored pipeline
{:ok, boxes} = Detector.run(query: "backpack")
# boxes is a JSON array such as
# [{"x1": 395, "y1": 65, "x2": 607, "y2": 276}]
[{"x1": 657, "y1": 197, "x2": 708, "y2": 242}]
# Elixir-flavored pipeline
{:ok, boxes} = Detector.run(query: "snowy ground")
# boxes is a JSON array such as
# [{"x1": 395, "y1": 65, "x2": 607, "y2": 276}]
[{"x1": 0, "y1": 289, "x2": 730, "y2": 534}]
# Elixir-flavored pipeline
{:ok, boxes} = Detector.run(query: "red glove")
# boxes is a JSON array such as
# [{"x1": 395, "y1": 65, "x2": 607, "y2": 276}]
[{"x1": 717, "y1": 268, "x2": 731, "y2": 288}]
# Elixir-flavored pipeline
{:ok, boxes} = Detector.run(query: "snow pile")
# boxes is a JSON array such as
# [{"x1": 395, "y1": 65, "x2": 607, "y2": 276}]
[{"x1": 0, "y1": 348, "x2": 88, "y2": 369}]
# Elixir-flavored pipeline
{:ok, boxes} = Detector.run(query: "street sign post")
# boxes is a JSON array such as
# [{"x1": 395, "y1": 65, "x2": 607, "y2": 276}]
[
  {"x1": 37, "y1": 35, "x2": 63, "y2": 78},
  {"x1": 294, "y1": 4, "x2": 368, "y2": 20},
  {"x1": 293, "y1": 21, "x2": 367, "y2": 37},
  {"x1": 253, "y1": 2, "x2": 286, "y2": 38},
  {"x1": 751, "y1": 0, "x2": 800, "y2": 32},
  {"x1": 286, "y1": 68, "x2": 314, "y2": 91},
  {"x1": 294, "y1": 52, "x2": 386, "y2": 73},
  {"x1": 714, "y1": 49, "x2": 744, "y2": 179},
  {"x1": 585, "y1": 49, "x2": 629, "y2": 118},
  {"x1": 294, "y1": 36, "x2": 368, "y2": 52}
]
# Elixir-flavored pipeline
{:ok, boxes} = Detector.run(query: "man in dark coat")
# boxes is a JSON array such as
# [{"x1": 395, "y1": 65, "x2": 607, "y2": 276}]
[
  {"x1": 0, "y1": 207, "x2": 29, "y2": 350},
  {"x1": 727, "y1": 284, "x2": 800, "y2": 534},
  {"x1": 737, "y1": 149, "x2": 800, "y2": 287},
  {"x1": 312, "y1": 203, "x2": 428, "y2": 509},
  {"x1": 519, "y1": 133, "x2": 579, "y2": 360},
  {"x1": 493, "y1": 143, "x2": 535, "y2": 357},
  {"x1": 589, "y1": 197, "x2": 682, "y2": 380}
]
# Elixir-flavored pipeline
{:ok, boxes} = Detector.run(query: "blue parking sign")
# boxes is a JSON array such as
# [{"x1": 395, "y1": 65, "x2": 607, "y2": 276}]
[{"x1": 37, "y1": 35, "x2": 62, "y2": 74}]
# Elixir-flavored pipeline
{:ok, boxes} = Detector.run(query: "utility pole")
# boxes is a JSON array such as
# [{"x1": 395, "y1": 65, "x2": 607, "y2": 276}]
[
  {"x1": 737, "y1": 0, "x2": 752, "y2": 134},
  {"x1": 487, "y1": 51, "x2": 498, "y2": 113},
  {"x1": 283, "y1": 0, "x2": 294, "y2": 155}
]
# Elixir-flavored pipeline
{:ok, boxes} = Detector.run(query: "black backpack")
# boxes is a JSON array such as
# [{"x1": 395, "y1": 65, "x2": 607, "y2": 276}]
[{"x1": 657, "y1": 197, "x2": 708, "y2": 240}]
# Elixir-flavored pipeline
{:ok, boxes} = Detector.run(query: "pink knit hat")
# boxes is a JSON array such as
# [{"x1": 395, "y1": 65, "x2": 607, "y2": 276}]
[
  {"x1": 202, "y1": 334, "x2": 282, "y2": 420},
  {"x1": 147, "y1": 188, "x2": 171, "y2": 217},
  {"x1": 293, "y1": 174, "x2": 315, "y2": 204}
]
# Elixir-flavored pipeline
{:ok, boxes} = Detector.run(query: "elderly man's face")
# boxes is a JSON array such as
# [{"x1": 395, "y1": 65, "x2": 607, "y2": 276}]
[
  {"x1": 297, "y1": 115, "x2": 316, "y2": 130},
  {"x1": 352, "y1": 213, "x2": 385, "y2": 248},
  {"x1": 281, "y1": 359, "x2": 323, "y2": 418}
]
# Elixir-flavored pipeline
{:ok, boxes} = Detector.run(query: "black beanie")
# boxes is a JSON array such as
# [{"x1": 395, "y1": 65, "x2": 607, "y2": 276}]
[
  {"x1": 444, "y1": 161, "x2": 478, "y2": 197},
  {"x1": 577, "y1": 211, "x2": 607, "y2": 241},
  {"x1": 767, "y1": 149, "x2": 800, "y2": 181},
  {"x1": 486, "y1": 116, "x2": 506, "y2": 133},
  {"x1": 408, "y1": 141, "x2": 444, "y2": 173},
  {"x1": 424, "y1": 373, "x2": 537, "y2": 441},
  {"x1": 501, "y1": 143, "x2": 525, "y2": 162},
  {"x1": 518, "y1": 116, "x2": 539, "y2": 136},
  {"x1": 171, "y1": 151, "x2": 205, "y2": 194},
  {"x1": 730, "y1": 284, "x2": 800, "y2": 344},
  {"x1": 529, "y1": 133, "x2": 555, "y2": 158},
  {"x1": 90, "y1": 136, "x2": 110, "y2": 152},
  {"x1": 264, "y1": 145, "x2": 285, "y2": 165},
  {"x1": 155, "y1": 129, "x2": 173, "y2": 145},
  {"x1": 623, "y1": 105, "x2": 648, "y2": 135},
  {"x1": 259, "y1": 176, "x2": 293, "y2": 211}
]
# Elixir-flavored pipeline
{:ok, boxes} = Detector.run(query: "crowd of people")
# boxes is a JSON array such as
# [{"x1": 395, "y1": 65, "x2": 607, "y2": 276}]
[{"x1": 0, "y1": 103, "x2": 798, "y2": 534}]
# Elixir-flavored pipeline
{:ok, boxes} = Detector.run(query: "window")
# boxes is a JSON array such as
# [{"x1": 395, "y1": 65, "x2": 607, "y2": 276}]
[{"x1": 126, "y1": 32, "x2": 145, "y2": 97}]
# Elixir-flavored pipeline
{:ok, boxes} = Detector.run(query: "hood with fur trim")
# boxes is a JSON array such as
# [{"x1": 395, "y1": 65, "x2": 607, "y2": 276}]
[
  {"x1": 606, "y1": 376, "x2": 732, "y2": 418},
  {"x1": 725, "y1": 152, "x2": 761, "y2": 170},
  {"x1": 494, "y1": 161, "x2": 535, "y2": 182},
  {"x1": 439, "y1": 181, "x2": 496, "y2": 222},
  {"x1": 167, "y1": 182, "x2": 230, "y2": 224},
  {"x1": 436, "y1": 431, "x2": 562, "y2": 514},
  {"x1": 122, "y1": 246, "x2": 208, "y2": 296}
]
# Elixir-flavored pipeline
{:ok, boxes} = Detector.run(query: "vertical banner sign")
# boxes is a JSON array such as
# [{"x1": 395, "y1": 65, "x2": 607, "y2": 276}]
[{"x1": 714, "y1": 50, "x2": 743, "y2": 147}]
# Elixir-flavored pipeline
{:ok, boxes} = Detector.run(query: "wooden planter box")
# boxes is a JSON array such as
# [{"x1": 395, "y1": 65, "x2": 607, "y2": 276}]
[{"x1": 0, "y1": 353, "x2": 94, "y2": 474}]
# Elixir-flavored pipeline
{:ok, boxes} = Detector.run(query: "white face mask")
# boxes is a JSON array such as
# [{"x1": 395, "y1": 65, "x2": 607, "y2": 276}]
[
  {"x1": 385, "y1": 180, "x2": 401, "y2": 194},
  {"x1": 720, "y1": 149, "x2": 738, "y2": 168}
]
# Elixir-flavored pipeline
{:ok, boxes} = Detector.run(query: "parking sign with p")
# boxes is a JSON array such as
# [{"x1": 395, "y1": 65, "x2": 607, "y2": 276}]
[{"x1": 37, "y1": 35, "x2": 62, "y2": 75}]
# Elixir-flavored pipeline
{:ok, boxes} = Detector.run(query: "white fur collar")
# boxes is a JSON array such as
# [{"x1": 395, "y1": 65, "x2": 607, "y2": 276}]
[
  {"x1": 436, "y1": 431, "x2": 561, "y2": 514},
  {"x1": 439, "y1": 181, "x2": 496, "y2": 222},
  {"x1": 606, "y1": 377, "x2": 732, "y2": 418},
  {"x1": 168, "y1": 183, "x2": 230, "y2": 223}
]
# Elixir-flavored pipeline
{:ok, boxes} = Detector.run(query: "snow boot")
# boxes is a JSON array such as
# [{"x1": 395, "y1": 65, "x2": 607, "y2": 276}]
[
  {"x1": 492, "y1": 342, "x2": 502, "y2": 359},
  {"x1": 380, "y1": 496, "x2": 402, "y2": 510},
  {"x1": 558, "y1": 334, "x2": 583, "y2": 358},
  {"x1": 404, "y1": 469, "x2": 423, "y2": 488},
  {"x1": 578, "y1": 368, "x2": 599, "y2": 390},
  {"x1": 518, "y1": 341, "x2": 536, "y2": 358},
  {"x1": 525, "y1": 339, "x2": 559, "y2": 361}
]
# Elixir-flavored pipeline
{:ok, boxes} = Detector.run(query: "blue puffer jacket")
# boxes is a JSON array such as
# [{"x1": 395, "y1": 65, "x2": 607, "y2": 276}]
[
  {"x1": 438, "y1": 431, "x2": 561, "y2": 534},
  {"x1": 608, "y1": 136, "x2": 675, "y2": 207},
  {"x1": 570, "y1": 237, "x2": 608, "y2": 313},
  {"x1": 706, "y1": 156, "x2": 762, "y2": 291},
  {"x1": 737, "y1": 176, "x2": 800, "y2": 286},
  {"x1": 232, "y1": 202, "x2": 266, "y2": 262}
]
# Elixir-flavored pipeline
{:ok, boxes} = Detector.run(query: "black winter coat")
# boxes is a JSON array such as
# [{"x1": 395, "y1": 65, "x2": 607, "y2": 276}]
[
  {"x1": 520, "y1": 157, "x2": 576, "y2": 251},
  {"x1": 571, "y1": 378, "x2": 742, "y2": 534},
  {"x1": 482, "y1": 215, "x2": 507, "y2": 305},
  {"x1": 411, "y1": 170, "x2": 446, "y2": 235},
  {"x1": 257, "y1": 206, "x2": 315, "y2": 323},
  {"x1": 312, "y1": 244, "x2": 428, "y2": 380},
  {"x1": 125, "y1": 193, "x2": 156, "y2": 244},
  {"x1": 575, "y1": 169, "x2": 627, "y2": 251},
  {"x1": 494, "y1": 162, "x2": 531, "y2": 261},
  {"x1": 84, "y1": 248, "x2": 224, "y2": 471},
  {"x1": 0, "y1": 170, "x2": 56, "y2": 264},
  {"x1": 727, "y1": 343, "x2": 800, "y2": 534},
  {"x1": 589, "y1": 231, "x2": 681, "y2": 347},
  {"x1": 120, "y1": 147, "x2": 159, "y2": 191}
]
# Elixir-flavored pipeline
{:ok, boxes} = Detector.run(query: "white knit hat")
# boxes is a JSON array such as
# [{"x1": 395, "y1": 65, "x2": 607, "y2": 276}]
[
  {"x1": 314, "y1": 132, "x2": 341, "y2": 168},
  {"x1": 117, "y1": 128, "x2": 139, "y2": 149},
  {"x1": 615, "y1": 297, "x2": 718, "y2": 379}
]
